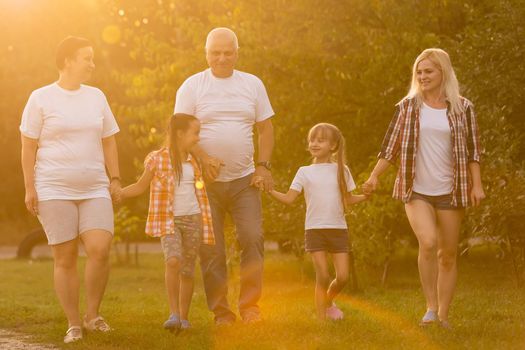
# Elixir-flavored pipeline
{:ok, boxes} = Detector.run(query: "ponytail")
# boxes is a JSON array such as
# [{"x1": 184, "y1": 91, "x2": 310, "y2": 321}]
[{"x1": 333, "y1": 129, "x2": 348, "y2": 212}]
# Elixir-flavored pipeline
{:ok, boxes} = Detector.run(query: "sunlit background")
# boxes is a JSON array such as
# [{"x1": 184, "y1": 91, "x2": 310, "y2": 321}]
[
  {"x1": 0, "y1": 1, "x2": 524, "y2": 348},
  {"x1": 1, "y1": 0, "x2": 524, "y2": 288}
]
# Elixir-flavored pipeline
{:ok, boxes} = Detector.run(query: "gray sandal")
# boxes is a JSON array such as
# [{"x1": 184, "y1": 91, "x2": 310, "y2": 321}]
[{"x1": 419, "y1": 310, "x2": 437, "y2": 326}]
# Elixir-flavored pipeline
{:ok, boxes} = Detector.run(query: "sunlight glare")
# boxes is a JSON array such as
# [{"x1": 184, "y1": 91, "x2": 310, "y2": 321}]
[{"x1": 102, "y1": 25, "x2": 121, "y2": 44}]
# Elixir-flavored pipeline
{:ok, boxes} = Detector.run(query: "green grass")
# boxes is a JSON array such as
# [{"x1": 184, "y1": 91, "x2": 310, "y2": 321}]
[{"x1": 0, "y1": 250, "x2": 524, "y2": 349}]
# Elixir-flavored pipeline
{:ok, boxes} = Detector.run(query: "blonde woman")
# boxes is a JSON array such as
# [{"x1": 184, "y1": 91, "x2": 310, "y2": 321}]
[{"x1": 363, "y1": 48, "x2": 485, "y2": 328}]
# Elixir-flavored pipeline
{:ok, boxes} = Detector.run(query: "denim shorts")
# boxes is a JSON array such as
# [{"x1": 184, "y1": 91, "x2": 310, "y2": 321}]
[
  {"x1": 410, "y1": 191, "x2": 459, "y2": 210},
  {"x1": 305, "y1": 229, "x2": 349, "y2": 253}
]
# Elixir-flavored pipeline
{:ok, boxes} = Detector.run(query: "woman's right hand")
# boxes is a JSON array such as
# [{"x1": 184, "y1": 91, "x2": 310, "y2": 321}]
[
  {"x1": 362, "y1": 175, "x2": 379, "y2": 196},
  {"x1": 24, "y1": 186, "x2": 39, "y2": 216}
]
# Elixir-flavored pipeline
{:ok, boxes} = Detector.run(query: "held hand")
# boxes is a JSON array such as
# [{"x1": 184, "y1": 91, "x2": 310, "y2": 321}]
[
  {"x1": 24, "y1": 186, "x2": 39, "y2": 216},
  {"x1": 251, "y1": 175, "x2": 264, "y2": 190},
  {"x1": 202, "y1": 157, "x2": 225, "y2": 183},
  {"x1": 251, "y1": 167, "x2": 274, "y2": 192},
  {"x1": 362, "y1": 175, "x2": 379, "y2": 196},
  {"x1": 110, "y1": 181, "x2": 122, "y2": 204},
  {"x1": 470, "y1": 185, "x2": 486, "y2": 207}
]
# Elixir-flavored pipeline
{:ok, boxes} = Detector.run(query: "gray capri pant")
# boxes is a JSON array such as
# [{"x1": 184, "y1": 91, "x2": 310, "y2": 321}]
[{"x1": 37, "y1": 197, "x2": 114, "y2": 245}]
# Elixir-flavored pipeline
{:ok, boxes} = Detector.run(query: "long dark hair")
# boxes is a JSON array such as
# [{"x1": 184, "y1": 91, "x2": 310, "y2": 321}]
[
  {"x1": 307, "y1": 123, "x2": 349, "y2": 211},
  {"x1": 167, "y1": 113, "x2": 199, "y2": 185}
]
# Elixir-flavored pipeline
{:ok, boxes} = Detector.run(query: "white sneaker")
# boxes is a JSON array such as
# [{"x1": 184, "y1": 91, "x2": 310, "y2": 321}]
[
  {"x1": 83, "y1": 315, "x2": 112, "y2": 332},
  {"x1": 64, "y1": 326, "x2": 82, "y2": 343}
]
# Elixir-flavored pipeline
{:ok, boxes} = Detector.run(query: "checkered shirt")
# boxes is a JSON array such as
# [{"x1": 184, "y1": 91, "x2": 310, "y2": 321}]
[
  {"x1": 144, "y1": 148, "x2": 215, "y2": 244},
  {"x1": 378, "y1": 96, "x2": 481, "y2": 207}
]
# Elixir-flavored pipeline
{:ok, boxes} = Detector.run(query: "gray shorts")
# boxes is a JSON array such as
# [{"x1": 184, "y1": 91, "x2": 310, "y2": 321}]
[
  {"x1": 37, "y1": 198, "x2": 114, "y2": 245},
  {"x1": 410, "y1": 192, "x2": 459, "y2": 210},
  {"x1": 305, "y1": 229, "x2": 349, "y2": 253}
]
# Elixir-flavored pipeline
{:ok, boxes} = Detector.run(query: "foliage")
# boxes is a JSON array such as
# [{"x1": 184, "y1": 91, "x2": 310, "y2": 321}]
[
  {"x1": 349, "y1": 160, "x2": 412, "y2": 279},
  {"x1": 113, "y1": 205, "x2": 144, "y2": 264},
  {"x1": 451, "y1": 0, "x2": 525, "y2": 286},
  {"x1": 0, "y1": 0, "x2": 524, "y2": 284}
]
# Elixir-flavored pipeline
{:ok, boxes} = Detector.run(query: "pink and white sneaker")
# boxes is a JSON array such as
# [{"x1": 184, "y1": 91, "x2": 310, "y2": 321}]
[{"x1": 325, "y1": 303, "x2": 344, "y2": 320}]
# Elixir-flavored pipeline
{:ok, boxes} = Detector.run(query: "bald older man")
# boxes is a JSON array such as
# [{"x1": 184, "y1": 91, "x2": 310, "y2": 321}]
[{"x1": 174, "y1": 27, "x2": 274, "y2": 324}]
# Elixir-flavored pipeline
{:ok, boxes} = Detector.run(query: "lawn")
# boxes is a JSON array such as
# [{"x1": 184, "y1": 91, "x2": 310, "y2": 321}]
[{"x1": 0, "y1": 249, "x2": 523, "y2": 349}]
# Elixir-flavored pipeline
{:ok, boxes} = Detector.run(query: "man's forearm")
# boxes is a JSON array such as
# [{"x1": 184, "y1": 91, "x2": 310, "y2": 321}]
[{"x1": 257, "y1": 120, "x2": 274, "y2": 162}]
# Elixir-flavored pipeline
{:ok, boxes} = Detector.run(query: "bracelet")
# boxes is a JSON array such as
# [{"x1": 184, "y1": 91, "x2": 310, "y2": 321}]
[{"x1": 110, "y1": 176, "x2": 121, "y2": 183}]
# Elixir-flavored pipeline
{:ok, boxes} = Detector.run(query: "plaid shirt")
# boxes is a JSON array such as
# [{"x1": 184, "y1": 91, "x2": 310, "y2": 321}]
[
  {"x1": 378, "y1": 97, "x2": 481, "y2": 207},
  {"x1": 144, "y1": 148, "x2": 215, "y2": 244}
]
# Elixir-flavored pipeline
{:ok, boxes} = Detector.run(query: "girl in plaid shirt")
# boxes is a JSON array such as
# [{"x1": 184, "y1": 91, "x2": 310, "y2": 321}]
[
  {"x1": 121, "y1": 114, "x2": 214, "y2": 332},
  {"x1": 363, "y1": 49, "x2": 485, "y2": 329},
  {"x1": 270, "y1": 123, "x2": 367, "y2": 320}
]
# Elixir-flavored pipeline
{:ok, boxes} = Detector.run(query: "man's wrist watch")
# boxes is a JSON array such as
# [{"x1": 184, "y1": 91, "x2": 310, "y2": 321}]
[{"x1": 256, "y1": 161, "x2": 272, "y2": 170}]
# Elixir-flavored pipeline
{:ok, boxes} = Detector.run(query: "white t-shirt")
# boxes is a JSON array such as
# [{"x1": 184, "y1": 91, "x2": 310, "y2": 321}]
[
  {"x1": 173, "y1": 161, "x2": 201, "y2": 216},
  {"x1": 290, "y1": 163, "x2": 356, "y2": 230},
  {"x1": 174, "y1": 69, "x2": 274, "y2": 182},
  {"x1": 413, "y1": 103, "x2": 454, "y2": 195},
  {"x1": 19, "y1": 83, "x2": 120, "y2": 200}
]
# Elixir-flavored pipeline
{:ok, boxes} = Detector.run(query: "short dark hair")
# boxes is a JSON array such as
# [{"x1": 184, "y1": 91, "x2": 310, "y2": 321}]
[{"x1": 55, "y1": 36, "x2": 92, "y2": 70}]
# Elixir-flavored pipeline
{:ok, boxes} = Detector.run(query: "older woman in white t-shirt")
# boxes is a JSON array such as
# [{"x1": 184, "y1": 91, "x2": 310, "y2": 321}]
[{"x1": 20, "y1": 36, "x2": 120, "y2": 343}]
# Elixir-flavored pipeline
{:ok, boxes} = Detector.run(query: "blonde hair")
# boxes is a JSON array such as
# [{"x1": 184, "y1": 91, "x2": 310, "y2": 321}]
[
  {"x1": 405, "y1": 48, "x2": 463, "y2": 115},
  {"x1": 307, "y1": 123, "x2": 349, "y2": 210}
]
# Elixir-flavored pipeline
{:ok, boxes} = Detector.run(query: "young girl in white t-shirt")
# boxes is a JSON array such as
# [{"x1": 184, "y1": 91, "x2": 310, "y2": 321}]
[
  {"x1": 120, "y1": 114, "x2": 215, "y2": 332},
  {"x1": 270, "y1": 123, "x2": 367, "y2": 320}
]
